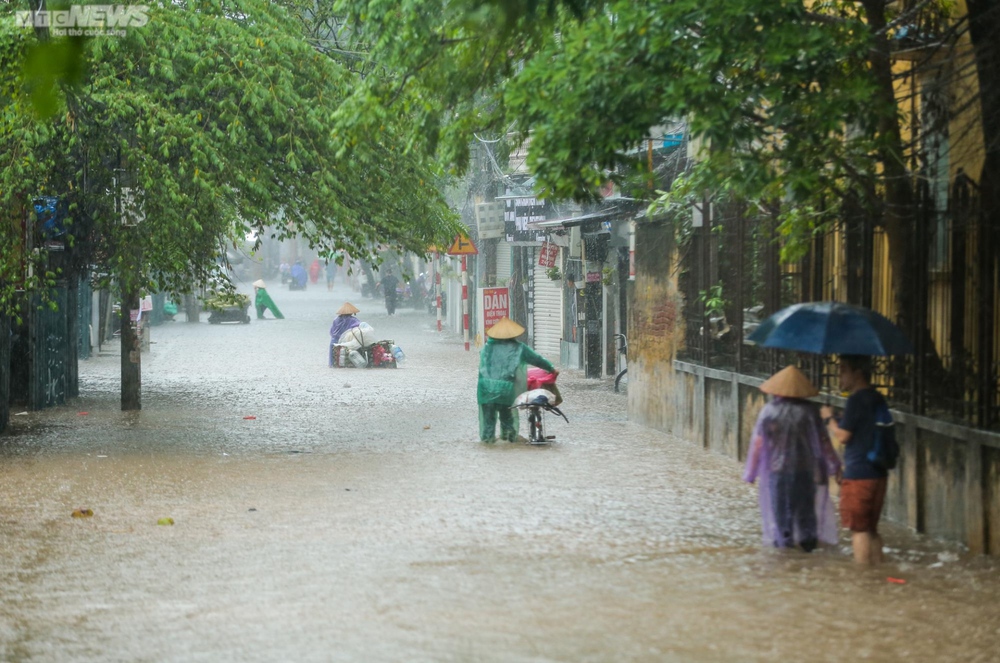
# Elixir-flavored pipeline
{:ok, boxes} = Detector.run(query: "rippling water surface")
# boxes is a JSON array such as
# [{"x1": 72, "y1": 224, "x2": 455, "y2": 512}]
[{"x1": 1, "y1": 282, "x2": 998, "y2": 662}]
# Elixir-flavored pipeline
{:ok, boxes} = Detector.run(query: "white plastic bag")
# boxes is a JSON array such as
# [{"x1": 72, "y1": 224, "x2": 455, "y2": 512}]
[
  {"x1": 339, "y1": 322, "x2": 376, "y2": 349},
  {"x1": 338, "y1": 332, "x2": 361, "y2": 350}
]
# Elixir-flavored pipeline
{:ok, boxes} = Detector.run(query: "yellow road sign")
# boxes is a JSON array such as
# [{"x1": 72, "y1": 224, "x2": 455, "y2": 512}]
[{"x1": 447, "y1": 235, "x2": 478, "y2": 255}]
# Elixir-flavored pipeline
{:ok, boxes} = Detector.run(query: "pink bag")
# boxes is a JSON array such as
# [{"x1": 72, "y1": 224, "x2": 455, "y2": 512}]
[{"x1": 527, "y1": 368, "x2": 557, "y2": 389}]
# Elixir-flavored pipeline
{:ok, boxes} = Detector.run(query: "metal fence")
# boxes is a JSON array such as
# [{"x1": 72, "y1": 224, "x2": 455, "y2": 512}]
[{"x1": 677, "y1": 176, "x2": 999, "y2": 431}]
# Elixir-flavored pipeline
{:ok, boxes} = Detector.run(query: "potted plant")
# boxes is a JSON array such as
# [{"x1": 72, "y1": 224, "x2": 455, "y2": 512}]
[
  {"x1": 601, "y1": 267, "x2": 615, "y2": 288},
  {"x1": 545, "y1": 266, "x2": 562, "y2": 281}
]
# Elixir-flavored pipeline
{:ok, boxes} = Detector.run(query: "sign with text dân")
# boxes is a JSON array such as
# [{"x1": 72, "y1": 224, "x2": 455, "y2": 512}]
[{"x1": 478, "y1": 287, "x2": 510, "y2": 336}]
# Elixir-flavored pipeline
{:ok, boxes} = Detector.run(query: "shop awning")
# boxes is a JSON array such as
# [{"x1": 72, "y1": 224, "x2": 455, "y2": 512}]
[{"x1": 527, "y1": 207, "x2": 623, "y2": 230}]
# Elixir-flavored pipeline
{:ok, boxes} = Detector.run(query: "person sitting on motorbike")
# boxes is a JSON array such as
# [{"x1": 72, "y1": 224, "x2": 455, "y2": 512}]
[
  {"x1": 477, "y1": 317, "x2": 557, "y2": 443},
  {"x1": 289, "y1": 260, "x2": 307, "y2": 289}
]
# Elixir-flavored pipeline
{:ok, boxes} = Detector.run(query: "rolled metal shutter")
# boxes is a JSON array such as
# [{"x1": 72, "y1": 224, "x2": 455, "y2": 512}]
[
  {"x1": 496, "y1": 241, "x2": 512, "y2": 283},
  {"x1": 532, "y1": 247, "x2": 563, "y2": 360}
]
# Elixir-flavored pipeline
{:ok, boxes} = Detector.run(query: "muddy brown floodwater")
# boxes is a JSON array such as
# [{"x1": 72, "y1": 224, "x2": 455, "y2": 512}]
[{"x1": 1, "y1": 280, "x2": 999, "y2": 662}]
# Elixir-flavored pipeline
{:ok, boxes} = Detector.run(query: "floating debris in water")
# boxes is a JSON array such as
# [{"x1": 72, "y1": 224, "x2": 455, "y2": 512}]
[
  {"x1": 243, "y1": 415, "x2": 257, "y2": 420},
  {"x1": 157, "y1": 517, "x2": 175, "y2": 526},
  {"x1": 71, "y1": 509, "x2": 94, "y2": 518}
]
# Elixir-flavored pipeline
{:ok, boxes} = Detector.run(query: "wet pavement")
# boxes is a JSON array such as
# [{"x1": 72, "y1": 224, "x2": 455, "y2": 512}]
[{"x1": 2, "y1": 279, "x2": 999, "y2": 662}]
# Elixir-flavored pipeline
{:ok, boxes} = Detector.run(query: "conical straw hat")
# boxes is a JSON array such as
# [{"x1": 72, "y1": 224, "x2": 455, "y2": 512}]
[
  {"x1": 759, "y1": 365, "x2": 819, "y2": 399},
  {"x1": 252, "y1": 279, "x2": 266, "y2": 289},
  {"x1": 486, "y1": 316, "x2": 525, "y2": 340},
  {"x1": 336, "y1": 302, "x2": 360, "y2": 316}
]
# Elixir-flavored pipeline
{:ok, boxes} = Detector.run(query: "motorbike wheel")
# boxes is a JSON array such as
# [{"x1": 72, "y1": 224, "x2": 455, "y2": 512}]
[{"x1": 528, "y1": 410, "x2": 547, "y2": 444}]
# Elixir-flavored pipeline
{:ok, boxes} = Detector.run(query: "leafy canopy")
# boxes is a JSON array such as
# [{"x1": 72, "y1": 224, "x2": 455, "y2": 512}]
[
  {"x1": 0, "y1": 0, "x2": 460, "y2": 308},
  {"x1": 332, "y1": 0, "x2": 886, "y2": 256}
]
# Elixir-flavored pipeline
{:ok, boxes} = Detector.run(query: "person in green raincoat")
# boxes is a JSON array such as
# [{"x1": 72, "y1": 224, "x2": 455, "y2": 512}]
[
  {"x1": 478, "y1": 316, "x2": 557, "y2": 443},
  {"x1": 253, "y1": 280, "x2": 284, "y2": 319}
]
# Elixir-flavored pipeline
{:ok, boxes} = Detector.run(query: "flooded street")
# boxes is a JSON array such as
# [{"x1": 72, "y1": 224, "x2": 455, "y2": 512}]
[{"x1": 2, "y1": 281, "x2": 999, "y2": 662}]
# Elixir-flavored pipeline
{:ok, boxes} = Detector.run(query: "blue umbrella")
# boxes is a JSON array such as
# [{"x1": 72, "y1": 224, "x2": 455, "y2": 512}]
[{"x1": 746, "y1": 301, "x2": 914, "y2": 356}]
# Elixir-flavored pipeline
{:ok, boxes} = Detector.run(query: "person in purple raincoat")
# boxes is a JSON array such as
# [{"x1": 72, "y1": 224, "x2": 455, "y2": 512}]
[
  {"x1": 744, "y1": 366, "x2": 841, "y2": 552},
  {"x1": 328, "y1": 302, "x2": 362, "y2": 366}
]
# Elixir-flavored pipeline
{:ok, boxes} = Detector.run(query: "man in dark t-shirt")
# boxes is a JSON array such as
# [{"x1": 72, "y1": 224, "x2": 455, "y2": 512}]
[
  {"x1": 379, "y1": 272, "x2": 399, "y2": 315},
  {"x1": 821, "y1": 355, "x2": 887, "y2": 565}
]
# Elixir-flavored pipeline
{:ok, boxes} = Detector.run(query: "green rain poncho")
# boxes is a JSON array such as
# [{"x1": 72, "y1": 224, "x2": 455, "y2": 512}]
[
  {"x1": 477, "y1": 337, "x2": 554, "y2": 441},
  {"x1": 255, "y1": 288, "x2": 284, "y2": 319}
]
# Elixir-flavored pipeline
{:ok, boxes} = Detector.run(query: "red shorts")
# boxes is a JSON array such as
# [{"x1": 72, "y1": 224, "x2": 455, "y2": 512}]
[{"x1": 840, "y1": 478, "x2": 888, "y2": 533}]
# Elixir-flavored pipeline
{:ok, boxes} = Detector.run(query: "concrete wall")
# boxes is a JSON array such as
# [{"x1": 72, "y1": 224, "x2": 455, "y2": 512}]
[
  {"x1": 628, "y1": 219, "x2": 1000, "y2": 555},
  {"x1": 627, "y1": 220, "x2": 690, "y2": 436}
]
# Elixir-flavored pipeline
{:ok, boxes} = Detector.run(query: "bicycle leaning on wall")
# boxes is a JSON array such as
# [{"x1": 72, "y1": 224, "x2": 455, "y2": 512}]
[{"x1": 614, "y1": 333, "x2": 628, "y2": 394}]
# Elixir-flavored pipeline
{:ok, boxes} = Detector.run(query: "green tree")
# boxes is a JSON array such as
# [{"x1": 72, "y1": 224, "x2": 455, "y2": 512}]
[
  {"x1": 1, "y1": 0, "x2": 459, "y2": 410},
  {"x1": 332, "y1": 0, "x2": 997, "y2": 367},
  {"x1": 331, "y1": 0, "x2": 875, "y2": 199}
]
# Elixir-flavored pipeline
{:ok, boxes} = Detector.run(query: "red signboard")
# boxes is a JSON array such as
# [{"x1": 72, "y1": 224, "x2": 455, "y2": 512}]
[
  {"x1": 538, "y1": 242, "x2": 559, "y2": 268},
  {"x1": 586, "y1": 271, "x2": 602, "y2": 283},
  {"x1": 479, "y1": 287, "x2": 510, "y2": 334}
]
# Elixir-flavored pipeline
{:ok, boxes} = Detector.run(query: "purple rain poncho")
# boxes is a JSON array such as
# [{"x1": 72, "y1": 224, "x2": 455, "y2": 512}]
[
  {"x1": 330, "y1": 314, "x2": 361, "y2": 342},
  {"x1": 743, "y1": 396, "x2": 841, "y2": 550}
]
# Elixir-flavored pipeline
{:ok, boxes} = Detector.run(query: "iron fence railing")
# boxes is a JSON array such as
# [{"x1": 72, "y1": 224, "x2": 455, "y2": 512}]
[{"x1": 677, "y1": 175, "x2": 998, "y2": 431}]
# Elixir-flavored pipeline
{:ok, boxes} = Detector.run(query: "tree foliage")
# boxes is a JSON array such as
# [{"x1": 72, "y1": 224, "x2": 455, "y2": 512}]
[
  {"x1": 330, "y1": 0, "x2": 988, "y2": 265},
  {"x1": 0, "y1": 0, "x2": 460, "y2": 311}
]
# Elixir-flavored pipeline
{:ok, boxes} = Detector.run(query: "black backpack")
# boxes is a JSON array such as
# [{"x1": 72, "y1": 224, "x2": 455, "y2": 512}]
[{"x1": 867, "y1": 400, "x2": 899, "y2": 471}]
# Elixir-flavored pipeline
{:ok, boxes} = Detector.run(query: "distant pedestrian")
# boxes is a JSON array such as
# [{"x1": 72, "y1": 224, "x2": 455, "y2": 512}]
[
  {"x1": 325, "y1": 261, "x2": 337, "y2": 291},
  {"x1": 252, "y1": 280, "x2": 284, "y2": 319},
  {"x1": 379, "y1": 271, "x2": 399, "y2": 315},
  {"x1": 744, "y1": 366, "x2": 840, "y2": 553},
  {"x1": 477, "y1": 317, "x2": 556, "y2": 443},
  {"x1": 821, "y1": 355, "x2": 889, "y2": 564}
]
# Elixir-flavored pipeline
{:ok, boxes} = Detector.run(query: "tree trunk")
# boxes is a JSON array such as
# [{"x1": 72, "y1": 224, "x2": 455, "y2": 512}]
[
  {"x1": 184, "y1": 293, "x2": 200, "y2": 323},
  {"x1": 120, "y1": 291, "x2": 141, "y2": 411},
  {"x1": 860, "y1": 0, "x2": 915, "y2": 321},
  {"x1": 966, "y1": 0, "x2": 1000, "y2": 426},
  {"x1": 0, "y1": 310, "x2": 9, "y2": 434},
  {"x1": 967, "y1": 2, "x2": 1000, "y2": 177}
]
